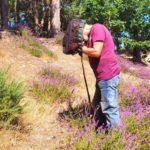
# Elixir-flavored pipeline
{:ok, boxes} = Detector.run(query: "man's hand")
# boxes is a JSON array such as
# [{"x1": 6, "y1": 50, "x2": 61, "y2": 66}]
[
  {"x1": 82, "y1": 42, "x2": 103, "y2": 58},
  {"x1": 82, "y1": 46, "x2": 88, "y2": 52},
  {"x1": 77, "y1": 45, "x2": 87, "y2": 57}
]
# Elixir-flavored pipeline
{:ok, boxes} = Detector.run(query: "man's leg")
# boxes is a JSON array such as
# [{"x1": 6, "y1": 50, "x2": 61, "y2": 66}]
[
  {"x1": 92, "y1": 83, "x2": 107, "y2": 130},
  {"x1": 97, "y1": 75, "x2": 120, "y2": 129}
]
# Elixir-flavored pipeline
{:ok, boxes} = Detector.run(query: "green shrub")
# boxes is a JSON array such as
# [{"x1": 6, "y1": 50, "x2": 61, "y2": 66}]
[{"x1": 0, "y1": 69, "x2": 25, "y2": 127}]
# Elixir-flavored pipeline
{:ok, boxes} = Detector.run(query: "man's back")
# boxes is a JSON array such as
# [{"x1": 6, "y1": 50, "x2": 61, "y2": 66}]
[{"x1": 88, "y1": 23, "x2": 120, "y2": 81}]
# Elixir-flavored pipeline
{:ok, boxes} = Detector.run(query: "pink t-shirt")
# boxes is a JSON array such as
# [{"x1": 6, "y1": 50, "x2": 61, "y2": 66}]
[{"x1": 87, "y1": 23, "x2": 121, "y2": 81}]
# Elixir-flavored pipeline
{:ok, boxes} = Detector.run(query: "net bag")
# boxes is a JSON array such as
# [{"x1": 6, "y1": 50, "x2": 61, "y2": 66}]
[{"x1": 63, "y1": 19, "x2": 86, "y2": 55}]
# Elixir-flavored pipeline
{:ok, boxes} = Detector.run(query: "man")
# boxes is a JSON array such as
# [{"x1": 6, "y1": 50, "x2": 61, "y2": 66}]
[{"x1": 81, "y1": 23, "x2": 121, "y2": 131}]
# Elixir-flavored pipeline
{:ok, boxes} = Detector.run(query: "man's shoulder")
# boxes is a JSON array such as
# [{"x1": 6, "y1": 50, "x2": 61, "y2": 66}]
[
  {"x1": 91, "y1": 23, "x2": 106, "y2": 32},
  {"x1": 93, "y1": 23, "x2": 104, "y2": 28},
  {"x1": 91, "y1": 23, "x2": 105, "y2": 34},
  {"x1": 93, "y1": 24, "x2": 111, "y2": 35}
]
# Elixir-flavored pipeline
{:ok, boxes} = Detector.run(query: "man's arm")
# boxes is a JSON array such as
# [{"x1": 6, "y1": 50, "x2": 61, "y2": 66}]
[{"x1": 82, "y1": 41, "x2": 103, "y2": 58}]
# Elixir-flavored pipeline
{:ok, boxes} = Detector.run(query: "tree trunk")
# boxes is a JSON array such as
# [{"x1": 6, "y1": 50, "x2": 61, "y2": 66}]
[
  {"x1": 1, "y1": 0, "x2": 9, "y2": 29},
  {"x1": 32, "y1": 0, "x2": 39, "y2": 35},
  {"x1": 40, "y1": 0, "x2": 46, "y2": 30},
  {"x1": 14, "y1": 0, "x2": 19, "y2": 24},
  {"x1": 133, "y1": 48, "x2": 141, "y2": 62},
  {"x1": 47, "y1": 0, "x2": 51, "y2": 37},
  {"x1": 50, "y1": 0, "x2": 60, "y2": 37},
  {"x1": 132, "y1": 30, "x2": 141, "y2": 62},
  {"x1": 115, "y1": 37, "x2": 120, "y2": 51},
  {"x1": 0, "y1": 1, "x2": 2, "y2": 29}
]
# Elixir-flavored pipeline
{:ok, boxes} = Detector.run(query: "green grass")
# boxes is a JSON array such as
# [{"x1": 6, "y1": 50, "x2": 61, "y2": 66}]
[
  {"x1": 0, "y1": 69, "x2": 25, "y2": 128},
  {"x1": 28, "y1": 47, "x2": 42, "y2": 57},
  {"x1": 20, "y1": 28, "x2": 56, "y2": 58}
]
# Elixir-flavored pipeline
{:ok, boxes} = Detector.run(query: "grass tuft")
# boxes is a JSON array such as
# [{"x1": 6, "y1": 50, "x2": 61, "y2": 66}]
[
  {"x1": 55, "y1": 33, "x2": 64, "y2": 45},
  {"x1": 20, "y1": 28, "x2": 56, "y2": 58}
]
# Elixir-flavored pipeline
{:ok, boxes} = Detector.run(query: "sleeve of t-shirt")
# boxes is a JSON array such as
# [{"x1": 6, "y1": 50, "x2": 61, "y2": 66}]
[{"x1": 92, "y1": 24, "x2": 105, "y2": 43}]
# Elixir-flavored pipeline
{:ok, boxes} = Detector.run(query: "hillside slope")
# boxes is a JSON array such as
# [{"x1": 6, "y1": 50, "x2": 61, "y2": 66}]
[{"x1": 0, "y1": 31, "x2": 94, "y2": 150}]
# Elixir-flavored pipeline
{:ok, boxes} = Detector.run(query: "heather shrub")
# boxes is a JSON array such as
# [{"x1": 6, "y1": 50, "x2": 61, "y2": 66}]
[
  {"x1": 136, "y1": 68, "x2": 150, "y2": 80},
  {"x1": 65, "y1": 117, "x2": 124, "y2": 150},
  {"x1": 118, "y1": 56, "x2": 137, "y2": 74},
  {"x1": 118, "y1": 56, "x2": 150, "y2": 80},
  {"x1": 0, "y1": 69, "x2": 25, "y2": 127},
  {"x1": 59, "y1": 102, "x2": 124, "y2": 149},
  {"x1": 30, "y1": 66, "x2": 78, "y2": 104},
  {"x1": 59, "y1": 101, "x2": 91, "y2": 128},
  {"x1": 63, "y1": 109, "x2": 149, "y2": 150},
  {"x1": 120, "y1": 110, "x2": 150, "y2": 149},
  {"x1": 119, "y1": 78, "x2": 150, "y2": 107},
  {"x1": 60, "y1": 56, "x2": 150, "y2": 149}
]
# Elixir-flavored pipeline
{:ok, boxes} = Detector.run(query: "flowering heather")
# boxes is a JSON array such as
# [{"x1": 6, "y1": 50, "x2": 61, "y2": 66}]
[
  {"x1": 136, "y1": 68, "x2": 150, "y2": 80},
  {"x1": 62, "y1": 104, "x2": 149, "y2": 149},
  {"x1": 40, "y1": 65, "x2": 78, "y2": 86},
  {"x1": 118, "y1": 56, "x2": 150, "y2": 80},
  {"x1": 118, "y1": 56, "x2": 137, "y2": 74},
  {"x1": 29, "y1": 66, "x2": 78, "y2": 103},
  {"x1": 59, "y1": 56, "x2": 150, "y2": 150},
  {"x1": 119, "y1": 80, "x2": 150, "y2": 107}
]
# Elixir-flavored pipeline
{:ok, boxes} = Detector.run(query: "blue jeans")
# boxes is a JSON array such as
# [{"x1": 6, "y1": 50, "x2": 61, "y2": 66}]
[{"x1": 92, "y1": 74, "x2": 120, "y2": 130}]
